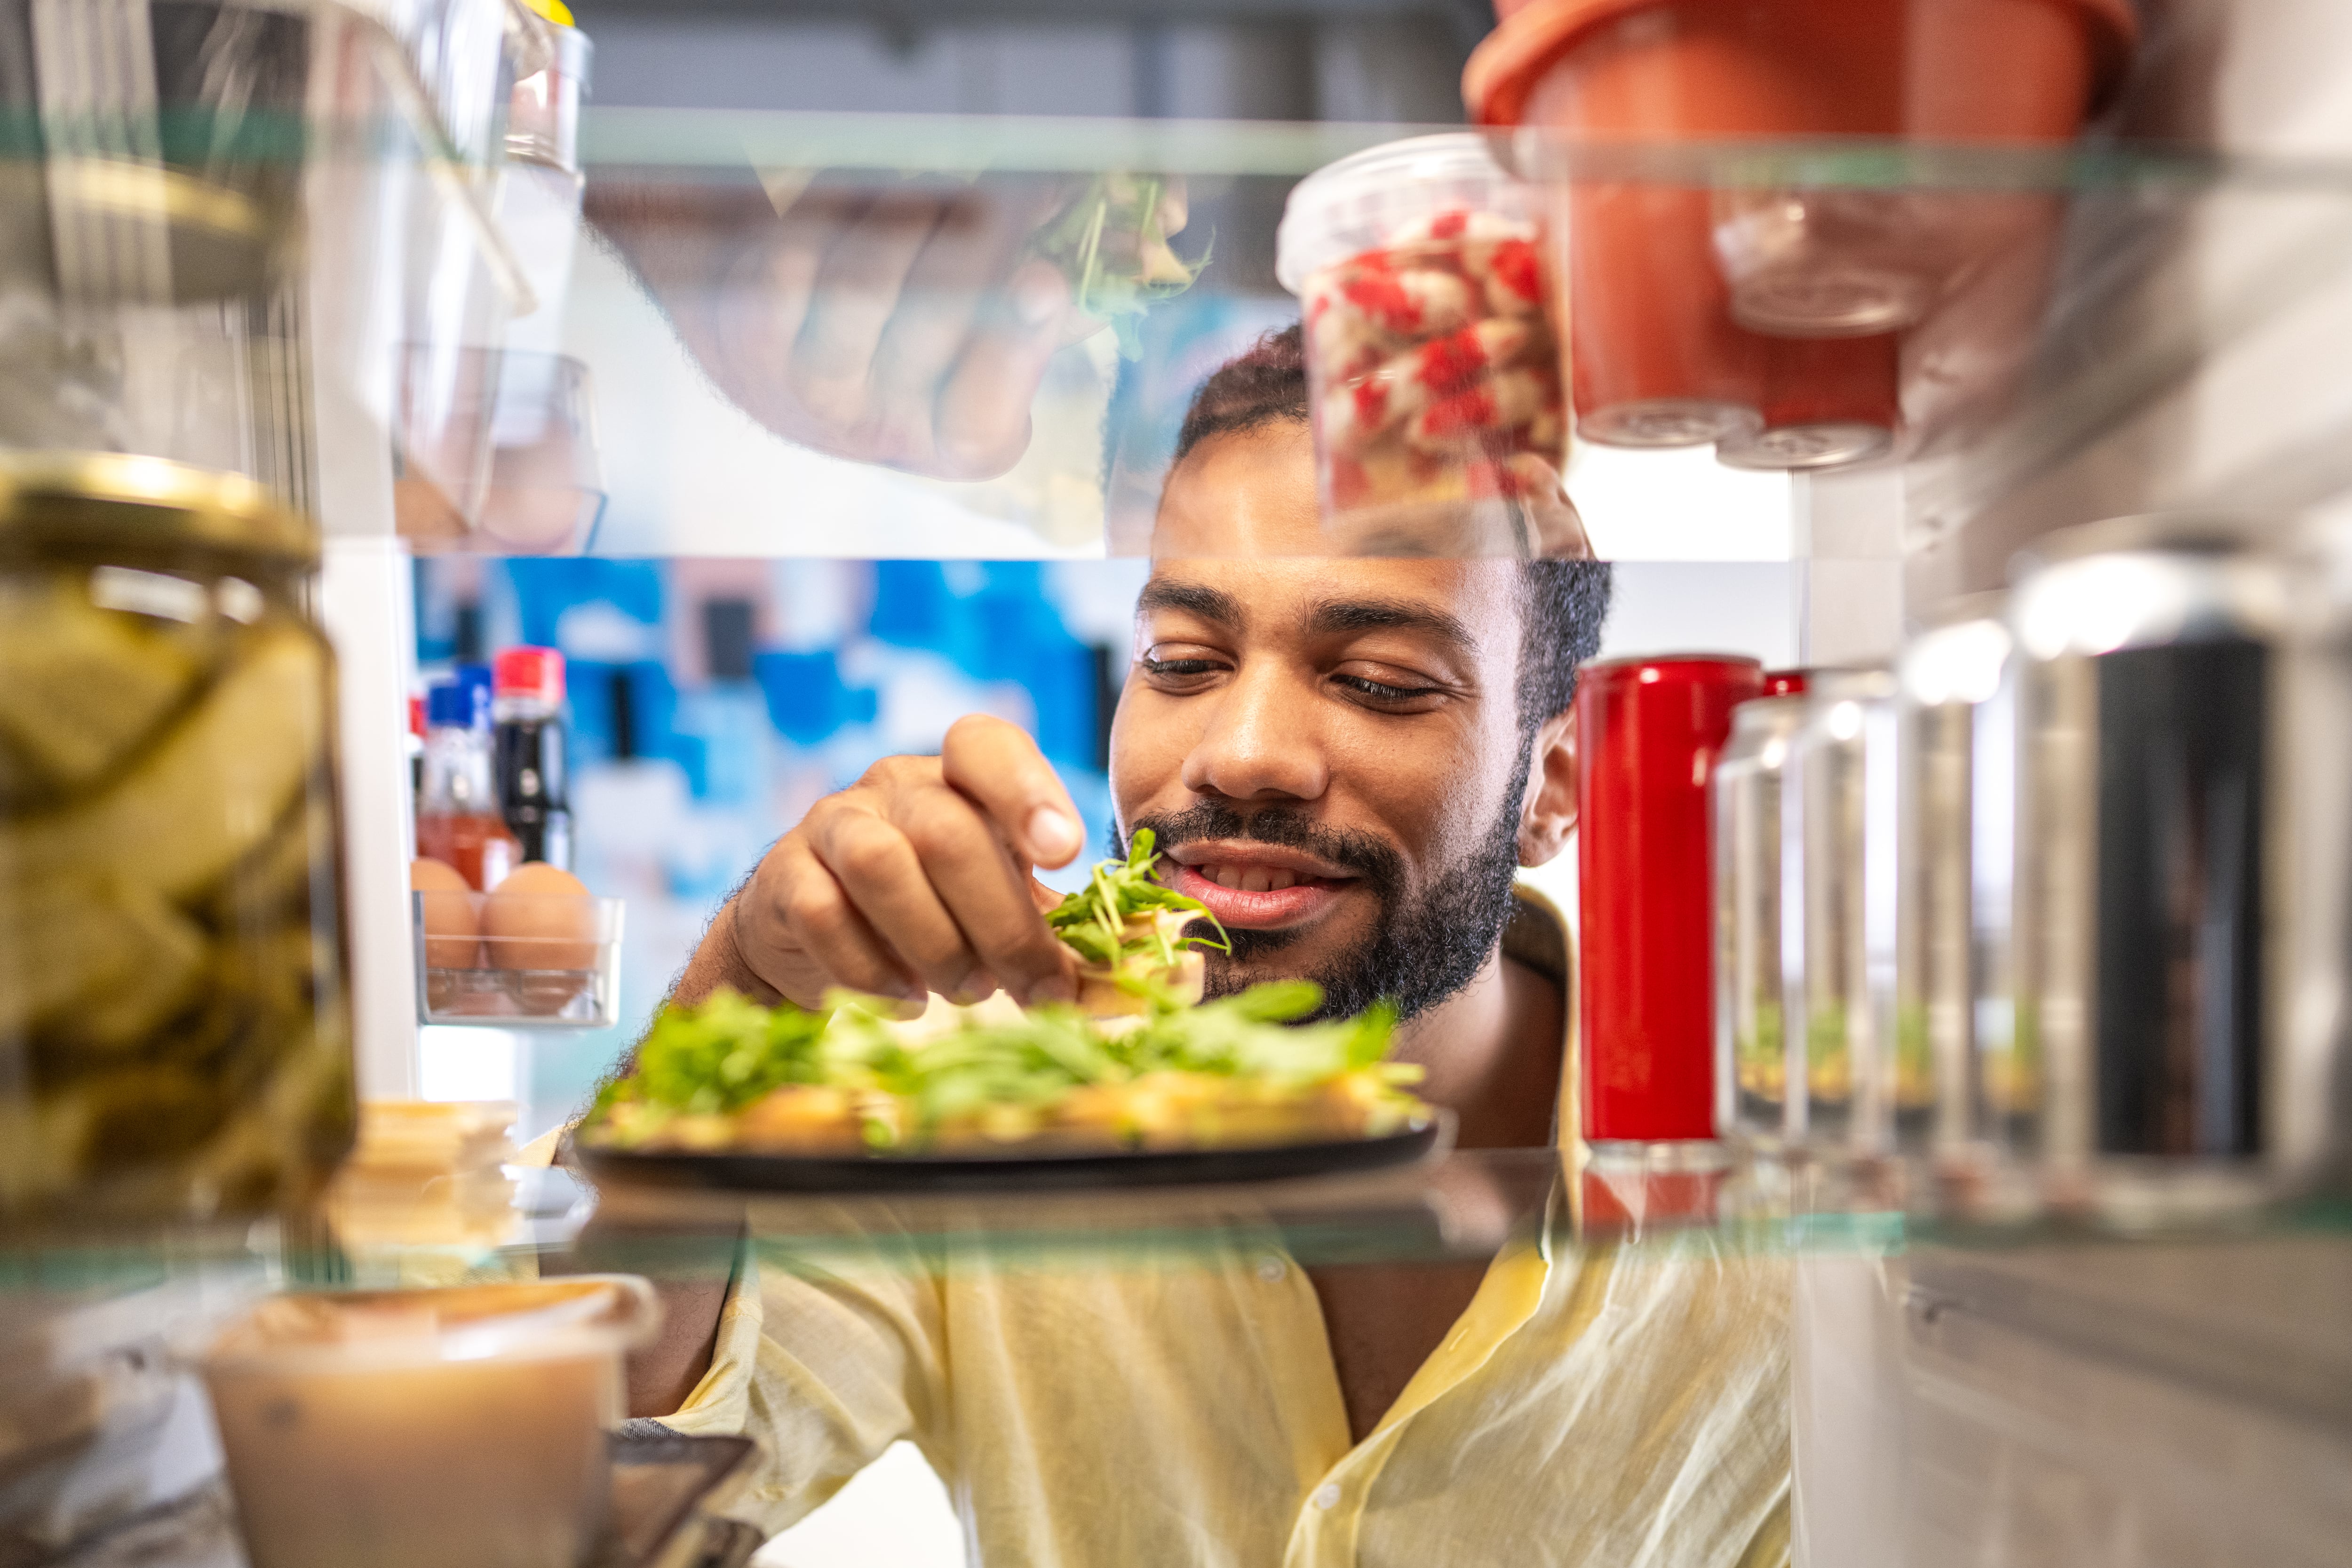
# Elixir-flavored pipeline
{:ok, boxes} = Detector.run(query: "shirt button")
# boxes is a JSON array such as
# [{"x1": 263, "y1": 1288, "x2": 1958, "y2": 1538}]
[
  {"x1": 1312, "y1": 1483, "x2": 1342, "y2": 1511},
  {"x1": 1256, "y1": 1256, "x2": 1287, "y2": 1283}
]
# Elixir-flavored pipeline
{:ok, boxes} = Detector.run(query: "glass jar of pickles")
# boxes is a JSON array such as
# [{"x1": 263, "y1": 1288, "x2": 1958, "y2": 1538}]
[{"x1": 0, "y1": 455, "x2": 353, "y2": 1229}]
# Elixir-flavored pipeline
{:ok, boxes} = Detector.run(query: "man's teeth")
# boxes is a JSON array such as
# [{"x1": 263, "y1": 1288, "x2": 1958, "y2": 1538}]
[{"x1": 1205, "y1": 865, "x2": 1300, "y2": 893}]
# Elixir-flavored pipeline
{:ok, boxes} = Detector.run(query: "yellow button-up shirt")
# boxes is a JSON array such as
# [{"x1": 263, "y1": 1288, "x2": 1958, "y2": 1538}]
[{"x1": 650, "y1": 892, "x2": 1792, "y2": 1567}]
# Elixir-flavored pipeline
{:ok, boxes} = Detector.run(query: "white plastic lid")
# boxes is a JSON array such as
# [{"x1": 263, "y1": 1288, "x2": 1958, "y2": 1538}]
[
  {"x1": 204, "y1": 1277, "x2": 660, "y2": 1374},
  {"x1": 1274, "y1": 131, "x2": 1539, "y2": 295}
]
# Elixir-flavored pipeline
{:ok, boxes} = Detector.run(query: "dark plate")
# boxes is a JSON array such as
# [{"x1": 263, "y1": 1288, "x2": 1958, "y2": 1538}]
[{"x1": 570, "y1": 1116, "x2": 1450, "y2": 1194}]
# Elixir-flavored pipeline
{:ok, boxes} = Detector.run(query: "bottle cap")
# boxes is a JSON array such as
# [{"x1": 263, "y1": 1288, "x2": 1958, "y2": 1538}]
[
  {"x1": 428, "y1": 666, "x2": 494, "y2": 729},
  {"x1": 494, "y1": 645, "x2": 566, "y2": 706}
]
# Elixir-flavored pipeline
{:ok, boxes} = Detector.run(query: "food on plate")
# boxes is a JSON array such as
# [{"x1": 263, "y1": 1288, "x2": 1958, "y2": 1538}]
[
  {"x1": 578, "y1": 979, "x2": 1428, "y2": 1158},
  {"x1": 1045, "y1": 828, "x2": 1227, "y2": 1013},
  {"x1": 1302, "y1": 208, "x2": 1565, "y2": 517}
]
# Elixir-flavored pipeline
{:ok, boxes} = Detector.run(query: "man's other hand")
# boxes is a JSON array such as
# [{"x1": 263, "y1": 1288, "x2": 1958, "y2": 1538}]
[{"x1": 587, "y1": 174, "x2": 1173, "y2": 481}]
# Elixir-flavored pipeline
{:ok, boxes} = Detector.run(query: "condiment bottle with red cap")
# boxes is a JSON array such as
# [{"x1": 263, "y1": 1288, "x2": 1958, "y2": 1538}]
[
  {"x1": 418, "y1": 668, "x2": 521, "y2": 892},
  {"x1": 493, "y1": 646, "x2": 572, "y2": 870}
]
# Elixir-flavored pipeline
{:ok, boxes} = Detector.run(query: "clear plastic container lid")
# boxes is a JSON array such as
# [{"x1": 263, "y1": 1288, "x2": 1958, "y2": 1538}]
[
  {"x1": 1273, "y1": 132, "x2": 1539, "y2": 294},
  {"x1": 204, "y1": 1278, "x2": 660, "y2": 1373}
]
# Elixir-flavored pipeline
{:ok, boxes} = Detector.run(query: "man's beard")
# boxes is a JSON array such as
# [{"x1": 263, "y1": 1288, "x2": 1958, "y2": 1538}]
[{"x1": 1123, "y1": 777, "x2": 1528, "y2": 1024}]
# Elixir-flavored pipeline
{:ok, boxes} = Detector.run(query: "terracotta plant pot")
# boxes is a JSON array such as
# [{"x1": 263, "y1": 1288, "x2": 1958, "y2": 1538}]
[
  {"x1": 1716, "y1": 330, "x2": 1899, "y2": 470},
  {"x1": 1469, "y1": 0, "x2": 2135, "y2": 457}
]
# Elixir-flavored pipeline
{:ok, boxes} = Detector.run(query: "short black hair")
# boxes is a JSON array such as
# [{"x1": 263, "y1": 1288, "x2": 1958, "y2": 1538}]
[
  {"x1": 1173, "y1": 322, "x2": 1313, "y2": 463},
  {"x1": 1172, "y1": 322, "x2": 1612, "y2": 734}
]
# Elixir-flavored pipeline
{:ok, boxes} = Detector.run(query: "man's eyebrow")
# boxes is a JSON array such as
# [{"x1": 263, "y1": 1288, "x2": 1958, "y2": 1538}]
[
  {"x1": 1304, "y1": 596, "x2": 1478, "y2": 657},
  {"x1": 1136, "y1": 578, "x2": 1244, "y2": 626}
]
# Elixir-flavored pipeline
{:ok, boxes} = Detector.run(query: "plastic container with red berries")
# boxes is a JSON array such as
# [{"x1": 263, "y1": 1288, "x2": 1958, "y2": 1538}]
[{"x1": 1276, "y1": 133, "x2": 1569, "y2": 554}]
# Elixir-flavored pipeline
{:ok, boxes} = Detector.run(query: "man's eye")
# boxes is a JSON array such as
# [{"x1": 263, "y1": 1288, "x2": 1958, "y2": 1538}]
[
  {"x1": 1334, "y1": 673, "x2": 1443, "y2": 704},
  {"x1": 1140, "y1": 656, "x2": 1222, "y2": 678}
]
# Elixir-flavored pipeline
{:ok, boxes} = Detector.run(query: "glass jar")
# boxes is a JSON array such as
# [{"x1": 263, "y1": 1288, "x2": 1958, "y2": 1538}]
[{"x1": 0, "y1": 454, "x2": 354, "y2": 1229}]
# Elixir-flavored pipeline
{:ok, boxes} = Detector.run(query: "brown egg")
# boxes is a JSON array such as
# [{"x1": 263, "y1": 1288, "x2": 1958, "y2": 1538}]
[
  {"x1": 410, "y1": 857, "x2": 481, "y2": 970},
  {"x1": 483, "y1": 861, "x2": 599, "y2": 973}
]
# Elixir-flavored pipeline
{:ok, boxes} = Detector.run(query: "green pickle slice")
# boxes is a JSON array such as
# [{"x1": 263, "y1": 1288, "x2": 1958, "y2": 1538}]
[{"x1": 0, "y1": 606, "x2": 343, "y2": 1218}]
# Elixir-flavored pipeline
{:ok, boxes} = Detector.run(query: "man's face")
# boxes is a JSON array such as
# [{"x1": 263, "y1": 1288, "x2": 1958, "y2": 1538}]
[{"x1": 1109, "y1": 422, "x2": 1537, "y2": 1018}]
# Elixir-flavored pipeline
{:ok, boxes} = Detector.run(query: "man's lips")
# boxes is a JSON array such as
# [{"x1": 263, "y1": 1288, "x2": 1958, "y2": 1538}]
[{"x1": 1165, "y1": 841, "x2": 1359, "y2": 930}]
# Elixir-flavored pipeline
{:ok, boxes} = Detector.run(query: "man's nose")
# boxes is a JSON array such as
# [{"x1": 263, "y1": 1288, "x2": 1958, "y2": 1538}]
[{"x1": 1180, "y1": 663, "x2": 1328, "y2": 803}]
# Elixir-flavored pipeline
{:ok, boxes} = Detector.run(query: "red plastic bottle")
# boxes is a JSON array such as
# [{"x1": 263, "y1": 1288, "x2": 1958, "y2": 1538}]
[{"x1": 1576, "y1": 654, "x2": 1764, "y2": 1144}]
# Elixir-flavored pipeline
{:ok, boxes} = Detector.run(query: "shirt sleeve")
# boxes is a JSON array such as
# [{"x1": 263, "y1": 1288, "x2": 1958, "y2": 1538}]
[{"x1": 659, "y1": 1217, "x2": 953, "y2": 1537}]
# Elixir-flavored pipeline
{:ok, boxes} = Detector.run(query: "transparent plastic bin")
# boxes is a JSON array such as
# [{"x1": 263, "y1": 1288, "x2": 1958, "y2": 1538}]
[
  {"x1": 0, "y1": 0, "x2": 537, "y2": 509},
  {"x1": 413, "y1": 888, "x2": 621, "y2": 1027},
  {"x1": 396, "y1": 348, "x2": 606, "y2": 553}
]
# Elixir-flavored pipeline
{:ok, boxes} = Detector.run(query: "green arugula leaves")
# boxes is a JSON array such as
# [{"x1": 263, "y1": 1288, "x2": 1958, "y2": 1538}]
[{"x1": 1044, "y1": 827, "x2": 1228, "y2": 971}]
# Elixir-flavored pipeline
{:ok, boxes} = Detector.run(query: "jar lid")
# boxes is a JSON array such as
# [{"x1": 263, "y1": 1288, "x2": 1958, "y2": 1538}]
[
  {"x1": 0, "y1": 453, "x2": 318, "y2": 563},
  {"x1": 1273, "y1": 131, "x2": 1534, "y2": 294}
]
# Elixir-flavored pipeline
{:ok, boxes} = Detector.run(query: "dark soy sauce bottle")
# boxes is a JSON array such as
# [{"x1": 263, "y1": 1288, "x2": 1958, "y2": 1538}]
[{"x1": 493, "y1": 645, "x2": 573, "y2": 869}]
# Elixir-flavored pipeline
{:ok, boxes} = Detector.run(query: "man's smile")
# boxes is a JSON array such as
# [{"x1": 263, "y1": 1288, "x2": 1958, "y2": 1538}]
[{"x1": 1164, "y1": 840, "x2": 1360, "y2": 929}]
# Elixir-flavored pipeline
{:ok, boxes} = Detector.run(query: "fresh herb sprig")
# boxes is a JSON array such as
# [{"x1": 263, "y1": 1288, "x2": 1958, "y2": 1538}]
[
  {"x1": 1030, "y1": 174, "x2": 1209, "y2": 359},
  {"x1": 1045, "y1": 828, "x2": 1229, "y2": 973}
]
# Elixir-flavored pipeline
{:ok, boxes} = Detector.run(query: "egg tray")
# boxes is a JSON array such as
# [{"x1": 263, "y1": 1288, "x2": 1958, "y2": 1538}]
[
  {"x1": 413, "y1": 890, "x2": 624, "y2": 1029},
  {"x1": 417, "y1": 961, "x2": 618, "y2": 1028}
]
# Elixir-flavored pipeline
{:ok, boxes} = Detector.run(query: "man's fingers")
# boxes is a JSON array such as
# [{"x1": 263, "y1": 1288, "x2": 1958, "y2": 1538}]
[
  {"x1": 930, "y1": 258, "x2": 1072, "y2": 479},
  {"x1": 755, "y1": 836, "x2": 922, "y2": 1008},
  {"x1": 810, "y1": 809, "x2": 996, "y2": 1003},
  {"x1": 867, "y1": 179, "x2": 1065, "y2": 465},
  {"x1": 890, "y1": 788, "x2": 1076, "y2": 1006},
  {"x1": 939, "y1": 714, "x2": 1084, "y2": 868},
  {"x1": 789, "y1": 192, "x2": 944, "y2": 438}
]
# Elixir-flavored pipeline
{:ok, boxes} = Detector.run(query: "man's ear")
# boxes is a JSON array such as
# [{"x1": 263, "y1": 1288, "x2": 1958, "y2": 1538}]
[{"x1": 1517, "y1": 708, "x2": 1577, "y2": 868}]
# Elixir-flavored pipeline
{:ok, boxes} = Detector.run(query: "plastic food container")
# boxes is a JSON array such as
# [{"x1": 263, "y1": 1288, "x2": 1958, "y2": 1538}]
[
  {"x1": 414, "y1": 889, "x2": 623, "y2": 1026},
  {"x1": 0, "y1": 455, "x2": 354, "y2": 1229},
  {"x1": 397, "y1": 350, "x2": 608, "y2": 554},
  {"x1": 1276, "y1": 133, "x2": 1569, "y2": 554},
  {"x1": 202, "y1": 1278, "x2": 660, "y2": 1568},
  {"x1": 1577, "y1": 653, "x2": 1764, "y2": 1146}
]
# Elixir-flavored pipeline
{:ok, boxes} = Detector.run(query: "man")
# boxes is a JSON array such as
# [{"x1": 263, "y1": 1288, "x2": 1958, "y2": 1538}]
[{"x1": 614, "y1": 328, "x2": 1790, "y2": 1567}]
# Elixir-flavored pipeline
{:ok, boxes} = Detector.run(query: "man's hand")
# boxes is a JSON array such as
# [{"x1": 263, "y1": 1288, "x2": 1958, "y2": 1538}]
[
  {"x1": 726, "y1": 715, "x2": 1087, "y2": 1010},
  {"x1": 588, "y1": 174, "x2": 1181, "y2": 481}
]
